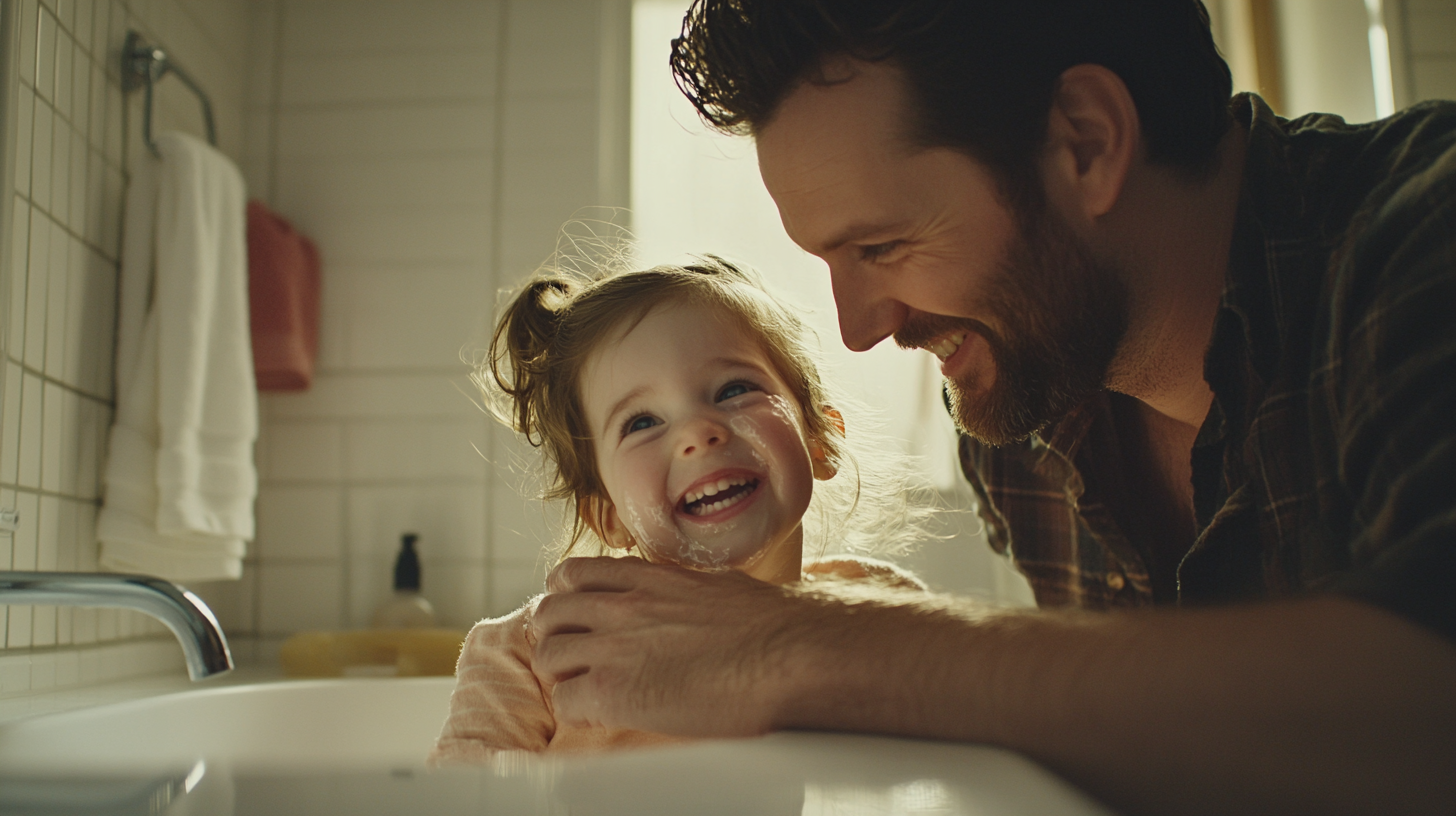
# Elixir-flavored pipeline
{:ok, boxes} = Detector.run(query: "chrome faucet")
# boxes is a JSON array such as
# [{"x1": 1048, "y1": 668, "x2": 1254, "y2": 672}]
[{"x1": 0, "y1": 572, "x2": 233, "y2": 680}]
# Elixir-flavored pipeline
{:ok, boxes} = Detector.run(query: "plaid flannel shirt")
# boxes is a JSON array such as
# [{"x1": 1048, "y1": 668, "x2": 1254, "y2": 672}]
[{"x1": 959, "y1": 94, "x2": 1456, "y2": 642}]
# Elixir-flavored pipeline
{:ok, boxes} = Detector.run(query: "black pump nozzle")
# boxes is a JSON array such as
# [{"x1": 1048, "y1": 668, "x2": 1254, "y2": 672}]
[{"x1": 393, "y1": 533, "x2": 421, "y2": 591}]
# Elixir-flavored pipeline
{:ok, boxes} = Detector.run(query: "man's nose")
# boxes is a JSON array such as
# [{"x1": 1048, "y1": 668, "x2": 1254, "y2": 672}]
[
  {"x1": 830, "y1": 263, "x2": 906, "y2": 352},
  {"x1": 678, "y1": 416, "x2": 731, "y2": 457}
]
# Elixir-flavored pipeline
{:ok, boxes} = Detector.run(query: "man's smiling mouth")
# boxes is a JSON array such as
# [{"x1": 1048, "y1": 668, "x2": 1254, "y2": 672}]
[
  {"x1": 926, "y1": 332, "x2": 967, "y2": 361},
  {"x1": 682, "y1": 476, "x2": 760, "y2": 516}
]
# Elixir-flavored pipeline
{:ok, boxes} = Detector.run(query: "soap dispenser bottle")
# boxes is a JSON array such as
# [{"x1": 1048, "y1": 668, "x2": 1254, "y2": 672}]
[{"x1": 371, "y1": 533, "x2": 437, "y2": 628}]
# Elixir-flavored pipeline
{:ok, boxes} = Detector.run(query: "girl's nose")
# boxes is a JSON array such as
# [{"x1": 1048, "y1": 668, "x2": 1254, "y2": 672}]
[{"x1": 678, "y1": 416, "x2": 731, "y2": 457}]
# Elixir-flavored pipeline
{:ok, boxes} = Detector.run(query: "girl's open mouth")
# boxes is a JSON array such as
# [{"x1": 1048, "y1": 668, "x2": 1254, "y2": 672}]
[{"x1": 681, "y1": 476, "x2": 761, "y2": 517}]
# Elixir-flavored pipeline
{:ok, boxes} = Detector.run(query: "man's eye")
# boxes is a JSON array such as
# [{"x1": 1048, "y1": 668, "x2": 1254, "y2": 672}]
[
  {"x1": 860, "y1": 241, "x2": 902, "y2": 262},
  {"x1": 622, "y1": 414, "x2": 659, "y2": 436},
  {"x1": 717, "y1": 382, "x2": 755, "y2": 402}
]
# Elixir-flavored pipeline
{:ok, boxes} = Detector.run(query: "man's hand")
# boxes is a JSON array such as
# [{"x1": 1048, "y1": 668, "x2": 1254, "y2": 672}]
[{"x1": 530, "y1": 556, "x2": 815, "y2": 736}]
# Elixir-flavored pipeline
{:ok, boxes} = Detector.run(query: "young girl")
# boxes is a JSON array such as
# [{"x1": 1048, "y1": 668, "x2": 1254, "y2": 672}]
[{"x1": 430, "y1": 256, "x2": 930, "y2": 763}]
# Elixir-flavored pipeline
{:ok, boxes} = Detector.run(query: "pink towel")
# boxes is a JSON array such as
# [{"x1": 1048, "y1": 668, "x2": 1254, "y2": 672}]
[{"x1": 247, "y1": 200, "x2": 320, "y2": 391}]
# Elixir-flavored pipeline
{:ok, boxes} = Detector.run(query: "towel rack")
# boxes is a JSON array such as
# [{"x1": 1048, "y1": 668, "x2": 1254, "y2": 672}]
[{"x1": 122, "y1": 31, "x2": 217, "y2": 158}]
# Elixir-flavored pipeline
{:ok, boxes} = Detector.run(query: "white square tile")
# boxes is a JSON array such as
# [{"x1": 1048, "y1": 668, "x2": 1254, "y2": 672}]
[
  {"x1": 275, "y1": 104, "x2": 493, "y2": 160},
  {"x1": 263, "y1": 422, "x2": 343, "y2": 482},
  {"x1": 488, "y1": 561, "x2": 544, "y2": 619},
  {"x1": 88, "y1": 65, "x2": 105, "y2": 149},
  {"x1": 504, "y1": 0, "x2": 600, "y2": 97},
  {"x1": 28, "y1": 650, "x2": 56, "y2": 690},
  {"x1": 280, "y1": 50, "x2": 497, "y2": 108},
  {"x1": 0, "y1": 653, "x2": 31, "y2": 695},
  {"x1": 75, "y1": 398, "x2": 103, "y2": 499},
  {"x1": 37, "y1": 495, "x2": 60, "y2": 571},
  {"x1": 345, "y1": 418, "x2": 489, "y2": 483},
  {"x1": 43, "y1": 221, "x2": 69, "y2": 379},
  {"x1": 95, "y1": 606, "x2": 115, "y2": 641},
  {"x1": 258, "y1": 562, "x2": 342, "y2": 633},
  {"x1": 40, "y1": 382, "x2": 64, "y2": 493},
  {"x1": 99, "y1": 165, "x2": 123, "y2": 257},
  {"x1": 54, "y1": 649, "x2": 79, "y2": 688},
  {"x1": 84, "y1": 149, "x2": 105, "y2": 246},
  {"x1": 73, "y1": 0, "x2": 92, "y2": 52},
  {"x1": 31, "y1": 604, "x2": 57, "y2": 647},
  {"x1": 68, "y1": 130, "x2": 87, "y2": 234},
  {"x1": 103, "y1": 80, "x2": 122, "y2": 170},
  {"x1": 264, "y1": 373, "x2": 482, "y2": 420},
  {"x1": 1413, "y1": 57, "x2": 1456, "y2": 100},
  {"x1": 14, "y1": 90, "x2": 34, "y2": 197},
  {"x1": 90, "y1": 0, "x2": 109, "y2": 64},
  {"x1": 49, "y1": 117, "x2": 71, "y2": 229},
  {"x1": 244, "y1": 1, "x2": 278, "y2": 108},
  {"x1": 74, "y1": 500, "x2": 97, "y2": 570},
  {"x1": 7, "y1": 605, "x2": 33, "y2": 649},
  {"x1": 0, "y1": 489, "x2": 13, "y2": 568},
  {"x1": 17, "y1": 374, "x2": 44, "y2": 488},
  {"x1": 254, "y1": 485, "x2": 344, "y2": 561},
  {"x1": 345, "y1": 268, "x2": 493, "y2": 369},
  {"x1": 346, "y1": 484, "x2": 487, "y2": 563},
  {"x1": 58, "y1": 389, "x2": 80, "y2": 496},
  {"x1": 313, "y1": 264, "x2": 348, "y2": 370},
  {"x1": 29, "y1": 105, "x2": 52, "y2": 234},
  {"x1": 273, "y1": 154, "x2": 493, "y2": 219},
  {"x1": 24, "y1": 215, "x2": 53, "y2": 370},
  {"x1": 71, "y1": 46, "x2": 90, "y2": 135},
  {"x1": 54, "y1": 33, "x2": 73, "y2": 120},
  {"x1": 55, "y1": 0, "x2": 74, "y2": 33},
  {"x1": 63, "y1": 234, "x2": 87, "y2": 387},
  {"x1": 290, "y1": 204, "x2": 495, "y2": 270},
  {"x1": 56, "y1": 497, "x2": 79, "y2": 570},
  {"x1": 73, "y1": 606, "x2": 97, "y2": 644},
  {"x1": 489, "y1": 472, "x2": 560, "y2": 564},
  {"x1": 281, "y1": 0, "x2": 499, "y2": 56},
  {"x1": 36, "y1": 9, "x2": 56, "y2": 103},
  {"x1": 18, "y1": 0, "x2": 39, "y2": 87},
  {"x1": 1, "y1": 364, "x2": 24, "y2": 488},
  {"x1": 7, "y1": 205, "x2": 30, "y2": 357},
  {"x1": 12, "y1": 492, "x2": 40, "y2": 572},
  {"x1": 79, "y1": 250, "x2": 116, "y2": 398}
]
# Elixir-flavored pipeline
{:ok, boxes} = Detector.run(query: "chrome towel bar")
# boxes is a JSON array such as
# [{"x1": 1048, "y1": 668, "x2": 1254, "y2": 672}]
[{"x1": 122, "y1": 30, "x2": 218, "y2": 158}]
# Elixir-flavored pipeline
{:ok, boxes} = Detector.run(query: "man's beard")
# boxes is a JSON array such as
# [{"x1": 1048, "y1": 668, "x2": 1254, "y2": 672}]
[{"x1": 895, "y1": 200, "x2": 1129, "y2": 447}]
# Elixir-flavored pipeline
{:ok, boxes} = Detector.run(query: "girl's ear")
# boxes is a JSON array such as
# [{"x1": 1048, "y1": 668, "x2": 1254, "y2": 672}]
[
  {"x1": 808, "y1": 406, "x2": 845, "y2": 481},
  {"x1": 579, "y1": 494, "x2": 637, "y2": 552}
]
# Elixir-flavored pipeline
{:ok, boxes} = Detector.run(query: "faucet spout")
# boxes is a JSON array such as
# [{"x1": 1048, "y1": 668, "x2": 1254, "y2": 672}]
[{"x1": 0, "y1": 572, "x2": 233, "y2": 680}]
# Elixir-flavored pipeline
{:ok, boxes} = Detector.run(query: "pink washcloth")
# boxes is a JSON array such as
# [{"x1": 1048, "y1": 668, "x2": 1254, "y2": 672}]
[{"x1": 247, "y1": 200, "x2": 320, "y2": 391}]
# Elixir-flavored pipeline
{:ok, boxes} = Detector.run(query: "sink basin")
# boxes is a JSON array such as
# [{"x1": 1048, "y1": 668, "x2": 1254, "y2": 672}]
[{"x1": 0, "y1": 677, "x2": 1116, "y2": 815}]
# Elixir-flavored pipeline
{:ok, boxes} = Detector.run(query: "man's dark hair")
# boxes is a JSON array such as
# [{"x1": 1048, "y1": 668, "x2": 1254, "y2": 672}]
[{"x1": 671, "y1": 0, "x2": 1234, "y2": 201}]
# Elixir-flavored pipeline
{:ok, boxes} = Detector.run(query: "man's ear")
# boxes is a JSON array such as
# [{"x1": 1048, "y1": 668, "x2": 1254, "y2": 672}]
[
  {"x1": 579, "y1": 494, "x2": 637, "y2": 552},
  {"x1": 1041, "y1": 63, "x2": 1138, "y2": 222},
  {"x1": 808, "y1": 406, "x2": 845, "y2": 481}
]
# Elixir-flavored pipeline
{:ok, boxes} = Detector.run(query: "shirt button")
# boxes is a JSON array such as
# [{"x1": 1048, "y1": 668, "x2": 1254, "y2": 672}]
[{"x1": 1106, "y1": 573, "x2": 1125, "y2": 591}]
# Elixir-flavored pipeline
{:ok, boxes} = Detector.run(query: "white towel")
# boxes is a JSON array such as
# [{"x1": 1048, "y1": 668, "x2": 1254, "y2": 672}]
[{"x1": 98, "y1": 132, "x2": 257, "y2": 582}]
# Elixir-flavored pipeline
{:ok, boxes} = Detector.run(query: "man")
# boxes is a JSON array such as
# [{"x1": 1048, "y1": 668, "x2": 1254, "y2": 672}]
[{"x1": 530, "y1": 2, "x2": 1456, "y2": 813}]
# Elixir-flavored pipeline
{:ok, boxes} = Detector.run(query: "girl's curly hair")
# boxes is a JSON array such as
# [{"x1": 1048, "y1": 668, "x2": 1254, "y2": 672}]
[{"x1": 480, "y1": 247, "x2": 935, "y2": 561}]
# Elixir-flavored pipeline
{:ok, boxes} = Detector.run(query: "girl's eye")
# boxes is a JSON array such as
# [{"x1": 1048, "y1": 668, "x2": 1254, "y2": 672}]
[
  {"x1": 717, "y1": 382, "x2": 755, "y2": 401},
  {"x1": 859, "y1": 240, "x2": 903, "y2": 262},
  {"x1": 622, "y1": 414, "x2": 659, "y2": 436}
]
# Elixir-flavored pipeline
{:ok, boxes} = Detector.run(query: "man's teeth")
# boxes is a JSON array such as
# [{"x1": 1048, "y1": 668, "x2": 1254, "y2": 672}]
[
  {"x1": 683, "y1": 477, "x2": 756, "y2": 516},
  {"x1": 927, "y1": 332, "x2": 967, "y2": 361}
]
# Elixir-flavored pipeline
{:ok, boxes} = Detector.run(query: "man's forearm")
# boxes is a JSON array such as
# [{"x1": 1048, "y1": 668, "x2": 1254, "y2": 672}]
[{"x1": 772, "y1": 594, "x2": 1456, "y2": 816}]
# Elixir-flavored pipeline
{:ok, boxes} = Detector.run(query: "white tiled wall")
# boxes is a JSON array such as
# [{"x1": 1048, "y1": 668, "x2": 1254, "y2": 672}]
[
  {"x1": 1390, "y1": 0, "x2": 1456, "y2": 103},
  {"x1": 0, "y1": 0, "x2": 251, "y2": 695},
  {"x1": 224, "y1": 0, "x2": 631, "y2": 646}
]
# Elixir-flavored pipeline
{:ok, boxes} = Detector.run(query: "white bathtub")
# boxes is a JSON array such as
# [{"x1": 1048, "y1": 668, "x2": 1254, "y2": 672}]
[{"x1": 0, "y1": 675, "x2": 1115, "y2": 815}]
